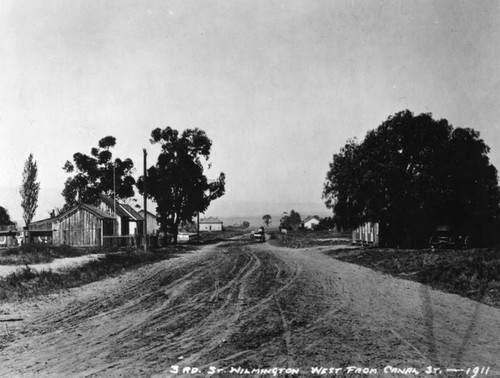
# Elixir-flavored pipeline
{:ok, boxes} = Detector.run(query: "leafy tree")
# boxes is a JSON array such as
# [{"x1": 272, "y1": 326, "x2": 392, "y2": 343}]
[
  {"x1": 280, "y1": 210, "x2": 302, "y2": 230},
  {"x1": 62, "y1": 136, "x2": 136, "y2": 208},
  {"x1": 137, "y1": 127, "x2": 225, "y2": 243},
  {"x1": 315, "y1": 216, "x2": 336, "y2": 231},
  {"x1": 323, "y1": 139, "x2": 364, "y2": 230},
  {"x1": 262, "y1": 214, "x2": 272, "y2": 227},
  {"x1": 20, "y1": 153, "x2": 40, "y2": 226},
  {"x1": 241, "y1": 221, "x2": 250, "y2": 229},
  {"x1": 0, "y1": 206, "x2": 14, "y2": 225},
  {"x1": 323, "y1": 110, "x2": 500, "y2": 247}
]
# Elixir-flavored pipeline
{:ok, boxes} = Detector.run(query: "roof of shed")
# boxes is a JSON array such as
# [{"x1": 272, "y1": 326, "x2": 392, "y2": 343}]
[{"x1": 58, "y1": 203, "x2": 115, "y2": 221}]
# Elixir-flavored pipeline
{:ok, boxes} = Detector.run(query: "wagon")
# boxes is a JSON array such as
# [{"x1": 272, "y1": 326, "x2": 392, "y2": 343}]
[{"x1": 251, "y1": 227, "x2": 266, "y2": 242}]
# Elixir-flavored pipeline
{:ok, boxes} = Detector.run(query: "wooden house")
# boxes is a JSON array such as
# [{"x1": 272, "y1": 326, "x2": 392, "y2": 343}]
[
  {"x1": 303, "y1": 216, "x2": 320, "y2": 230},
  {"x1": 26, "y1": 195, "x2": 146, "y2": 248},
  {"x1": 94, "y1": 194, "x2": 144, "y2": 237},
  {"x1": 199, "y1": 217, "x2": 223, "y2": 232}
]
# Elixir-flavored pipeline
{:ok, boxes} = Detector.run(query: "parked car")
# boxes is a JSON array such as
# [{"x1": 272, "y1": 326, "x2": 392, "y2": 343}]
[
  {"x1": 251, "y1": 227, "x2": 266, "y2": 242},
  {"x1": 429, "y1": 225, "x2": 470, "y2": 249}
]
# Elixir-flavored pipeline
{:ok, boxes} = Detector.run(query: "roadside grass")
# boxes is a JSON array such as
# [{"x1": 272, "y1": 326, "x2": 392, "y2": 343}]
[
  {"x1": 326, "y1": 247, "x2": 500, "y2": 308},
  {"x1": 0, "y1": 246, "x2": 194, "y2": 301},
  {"x1": 0, "y1": 244, "x2": 88, "y2": 265},
  {"x1": 268, "y1": 229, "x2": 352, "y2": 248}
]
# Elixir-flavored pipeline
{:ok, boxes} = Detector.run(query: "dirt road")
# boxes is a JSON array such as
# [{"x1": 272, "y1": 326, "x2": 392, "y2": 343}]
[{"x1": 0, "y1": 241, "x2": 498, "y2": 377}]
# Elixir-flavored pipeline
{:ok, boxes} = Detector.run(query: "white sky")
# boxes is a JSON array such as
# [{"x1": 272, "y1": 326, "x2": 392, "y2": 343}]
[{"x1": 1, "y1": 0, "x2": 499, "y2": 222}]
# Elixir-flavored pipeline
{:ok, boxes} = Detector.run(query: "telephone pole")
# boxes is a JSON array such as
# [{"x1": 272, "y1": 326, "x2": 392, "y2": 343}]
[
  {"x1": 143, "y1": 148, "x2": 148, "y2": 252},
  {"x1": 113, "y1": 163, "x2": 117, "y2": 236}
]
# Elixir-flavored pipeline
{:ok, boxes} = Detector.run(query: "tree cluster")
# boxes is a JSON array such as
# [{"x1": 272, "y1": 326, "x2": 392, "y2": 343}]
[
  {"x1": 323, "y1": 110, "x2": 500, "y2": 247},
  {"x1": 62, "y1": 128, "x2": 226, "y2": 244},
  {"x1": 137, "y1": 127, "x2": 225, "y2": 243},
  {"x1": 280, "y1": 210, "x2": 302, "y2": 230},
  {"x1": 314, "y1": 216, "x2": 336, "y2": 231},
  {"x1": 62, "y1": 136, "x2": 136, "y2": 209}
]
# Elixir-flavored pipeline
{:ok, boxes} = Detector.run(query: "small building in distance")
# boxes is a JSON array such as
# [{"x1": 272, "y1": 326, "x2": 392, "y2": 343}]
[
  {"x1": 303, "y1": 216, "x2": 320, "y2": 230},
  {"x1": 199, "y1": 217, "x2": 223, "y2": 232}
]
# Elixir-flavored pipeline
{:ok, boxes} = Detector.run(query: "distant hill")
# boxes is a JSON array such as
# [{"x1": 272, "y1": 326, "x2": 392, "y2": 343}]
[
  {"x1": 205, "y1": 199, "x2": 332, "y2": 228},
  {"x1": 205, "y1": 199, "x2": 331, "y2": 218}
]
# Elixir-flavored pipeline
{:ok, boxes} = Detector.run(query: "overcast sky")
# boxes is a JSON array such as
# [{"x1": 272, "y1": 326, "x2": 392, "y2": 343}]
[{"x1": 1, "y1": 0, "x2": 499, "y2": 222}]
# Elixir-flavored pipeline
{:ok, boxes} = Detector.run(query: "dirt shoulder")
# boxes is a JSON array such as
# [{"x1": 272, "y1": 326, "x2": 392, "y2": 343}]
[{"x1": 0, "y1": 241, "x2": 498, "y2": 377}]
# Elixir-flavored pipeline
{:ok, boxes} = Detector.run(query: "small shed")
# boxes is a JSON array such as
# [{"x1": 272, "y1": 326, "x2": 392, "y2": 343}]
[
  {"x1": 303, "y1": 216, "x2": 320, "y2": 230},
  {"x1": 199, "y1": 217, "x2": 223, "y2": 232},
  {"x1": 52, "y1": 204, "x2": 115, "y2": 247}
]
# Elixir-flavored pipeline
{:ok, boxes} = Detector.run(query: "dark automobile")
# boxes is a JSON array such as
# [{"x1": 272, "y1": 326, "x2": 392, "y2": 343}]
[
  {"x1": 251, "y1": 227, "x2": 266, "y2": 242},
  {"x1": 429, "y1": 226, "x2": 470, "y2": 249}
]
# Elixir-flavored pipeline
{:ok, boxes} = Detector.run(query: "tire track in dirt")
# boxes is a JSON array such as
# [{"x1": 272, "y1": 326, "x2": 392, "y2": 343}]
[
  {"x1": 1, "y1": 241, "x2": 500, "y2": 377},
  {"x1": 184, "y1": 245, "x2": 302, "y2": 370}
]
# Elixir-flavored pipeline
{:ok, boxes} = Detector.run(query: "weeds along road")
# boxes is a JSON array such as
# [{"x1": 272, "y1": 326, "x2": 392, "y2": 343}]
[{"x1": 0, "y1": 240, "x2": 499, "y2": 377}]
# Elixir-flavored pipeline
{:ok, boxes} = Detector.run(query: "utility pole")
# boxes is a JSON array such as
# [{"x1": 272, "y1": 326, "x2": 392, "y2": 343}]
[
  {"x1": 197, "y1": 212, "x2": 200, "y2": 241},
  {"x1": 143, "y1": 148, "x2": 147, "y2": 252},
  {"x1": 113, "y1": 163, "x2": 117, "y2": 236}
]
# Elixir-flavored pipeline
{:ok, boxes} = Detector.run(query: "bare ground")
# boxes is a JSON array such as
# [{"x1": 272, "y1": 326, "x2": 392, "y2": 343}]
[{"x1": 0, "y1": 241, "x2": 498, "y2": 377}]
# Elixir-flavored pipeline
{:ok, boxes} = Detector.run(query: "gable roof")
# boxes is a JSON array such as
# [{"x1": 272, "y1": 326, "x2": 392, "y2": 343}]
[
  {"x1": 121, "y1": 204, "x2": 144, "y2": 221},
  {"x1": 58, "y1": 203, "x2": 115, "y2": 221},
  {"x1": 200, "y1": 217, "x2": 223, "y2": 224},
  {"x1": 139, "y1": 209, "x2": 157, "y2": 218},
  {"x1": 304, "y1": 215, "x2": 320, "y2": 223},
  {"x1": 97, "y1": 194, "x2": 131, "y2": 218}
]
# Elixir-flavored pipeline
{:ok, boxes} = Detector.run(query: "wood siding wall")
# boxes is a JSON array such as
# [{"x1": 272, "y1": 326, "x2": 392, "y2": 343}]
[
  {"x1": 54, "y1": 209, "x2": 103, "y2": 247},
  {"x1": 199, "y1": 223, "x2": 223, "y2": 232}
]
